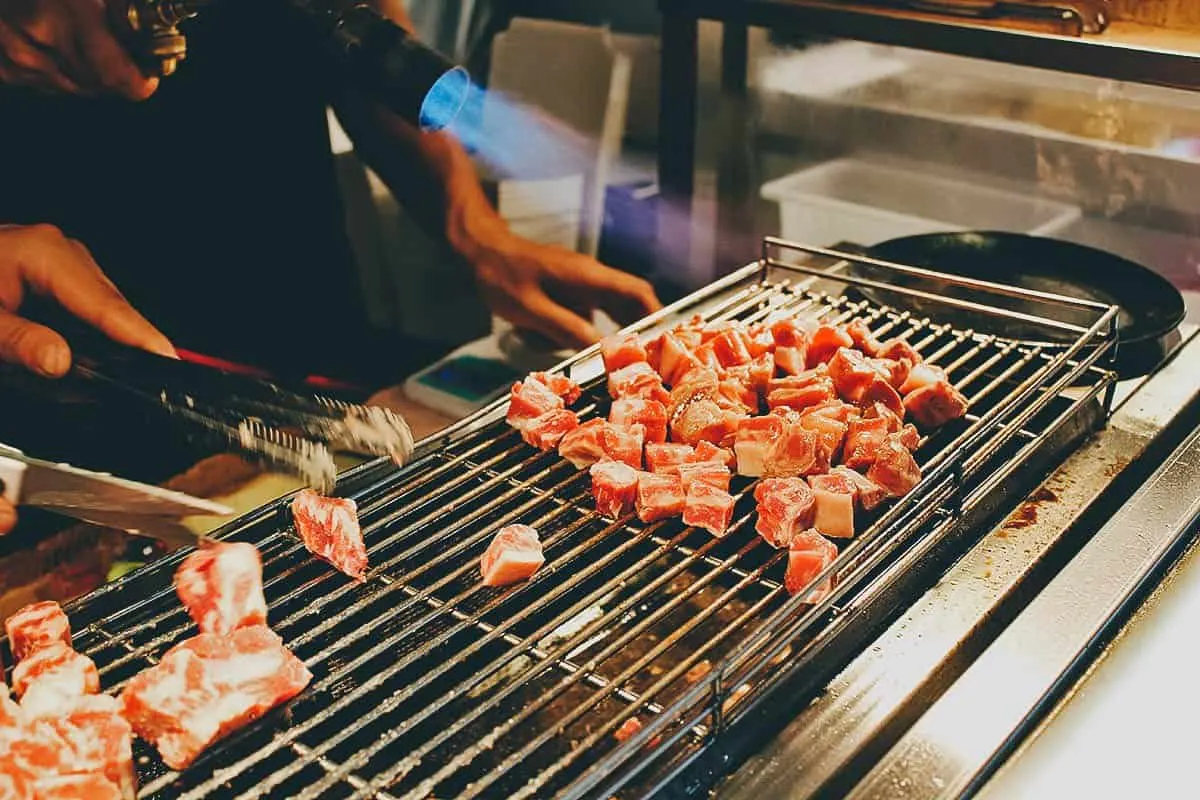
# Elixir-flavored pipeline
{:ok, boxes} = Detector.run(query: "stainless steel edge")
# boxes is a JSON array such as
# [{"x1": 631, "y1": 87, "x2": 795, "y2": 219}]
[
  {"x1": 849, "y1": 409, "x2": 1200, "y2": 800},
  {"x1": 715, "y1": 329, "x2": 1200, "y2": 800}
]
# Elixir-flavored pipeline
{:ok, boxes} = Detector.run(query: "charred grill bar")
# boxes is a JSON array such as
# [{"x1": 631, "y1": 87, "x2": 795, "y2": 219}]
[{"x1": 9, "y1": 239, "x2": 1153, "y2": 798}]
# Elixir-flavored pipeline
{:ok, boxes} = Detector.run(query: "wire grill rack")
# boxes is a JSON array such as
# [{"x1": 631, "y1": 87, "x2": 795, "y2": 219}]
[{"x1": 8, "y1": 238, "x2": 1119, "y2": 799}]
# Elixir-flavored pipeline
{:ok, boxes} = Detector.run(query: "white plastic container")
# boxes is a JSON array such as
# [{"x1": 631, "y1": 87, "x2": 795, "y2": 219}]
[{"x1": 760, "y1": 158, "x2": 1081, "y2": 247}]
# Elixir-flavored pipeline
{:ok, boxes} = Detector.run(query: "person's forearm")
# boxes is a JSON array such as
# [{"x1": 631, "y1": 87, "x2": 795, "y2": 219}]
[{"x1": 331, "y1": 0, "x2": 508, "y2": 262}]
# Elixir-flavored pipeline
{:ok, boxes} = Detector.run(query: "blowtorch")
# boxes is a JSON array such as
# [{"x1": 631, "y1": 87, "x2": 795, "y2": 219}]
[{"x1": 123, "y1": 0, "x2": 473, "y2": 132}]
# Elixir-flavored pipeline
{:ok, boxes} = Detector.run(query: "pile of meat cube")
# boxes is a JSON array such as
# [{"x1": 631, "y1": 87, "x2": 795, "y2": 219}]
[
  {"x1": 506, "y1": 314, "x2": 968, "y2": 601},
  {"x1": 1, "y1": 541, "x2": 311, "y2": 796}
]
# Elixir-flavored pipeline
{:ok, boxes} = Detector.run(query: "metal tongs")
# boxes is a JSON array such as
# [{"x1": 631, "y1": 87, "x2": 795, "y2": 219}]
[{"x1": 65, "y1": 333, "x2": 416, "y2": 495}]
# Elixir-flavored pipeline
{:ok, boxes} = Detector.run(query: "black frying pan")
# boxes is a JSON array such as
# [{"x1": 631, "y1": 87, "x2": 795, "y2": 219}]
[{"x1": 852, "y1": 231, "x2": 1186, "y2": 378}]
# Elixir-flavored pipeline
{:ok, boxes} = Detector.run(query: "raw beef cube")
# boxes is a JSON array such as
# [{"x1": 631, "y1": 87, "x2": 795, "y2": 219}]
[
  {"x1": 877, "y1": 338, "x2": 921, "y2": 365},
  {"x1": 700, "y1": 319, "x2": 737, "y2": 343},
  {"x1": 670, "y1": 398, "x2": 742, "y2": 448},
  {"x1": 767, "y1": 368, "x2": 830, "y2": 393},
  {"x1": 29, "y1": 774, "x2": 122, "y2": 800},
  {"x1": 766, "y1": 377, "x2": 836, "y2": 412},
  {"x1": 5, "y1": 602, "x2": 71, "y2": 663},
  {"x1": 770, "y1": 319, "x2": 809, "y2": 348},
  {"x1": 291, "y1": 489, "x2": 368, "y2": 582},
  {"x1": 608, "y1": 362, "x2": 669, "y2": 404},
  {"x1": 863, "y1": 401, "x2": 903, "y2": 432},
  {"x1": 600, "y1": 333, "x2": 648, "y2": 373},
  {"x1": 689, "y1": 441, "x2": 736, "y2": 468},
  {"x1": 799, "y1": 412, "x2": 848, "y2": 463},
  {"x1": 121, "y1": 626, "x2": 311, "y2": 771},
  {"x1": 860, "y1": 374, "x2": 904, "y2": 416},
  {"x1": 806, "y1": 324, "x2": 855, "y2": 368},
  {"x1": 711, "y1": 330, "x2": 752, "y2": 368},
  {"x1": 610, "y1": 396, "x2": 668, "y2": 444},
  {"x1": 0, "y1": 761, "x2": 30, "y2": 800},
  {"x1": 773, "y1": 346, "x2": 807, "y2": 377},
  {"x1": 645, "y1": 334, "x2": 665, "y2": 374},
  {"x1": 658, "y1": 332, "x2": 705, "y2": 387},
  {"x1": 683, "y1": 482, "x2": 736, "y2": 537},
  {"x1": 676, "y1": 461, "x2": 732, "y2": 493},
  {"x1": 667, "y1": 368, "x2": 719, "y2": 418},
  {"x1": 845, "y1": 319, "x2": 883, "y2": 356},
  {"x1": 691, "y1": 342, "x2": 723, "y2": 372},
  {"x1": 734, "y1": 415, "x2": 783, "y2": 477},
  {"x1": 716, "y1": 378, "x2": 757, "y2": 414},
  {"x1": 590, "y1": 460, "x2": 639, "y2": 520},
  {"x1": 481, "y1": 524, "x2": 545, "y2": 587},
  {"x1": 904, "y1": 380, "x2": 970, "y2": 429},
  {"x1": 842, "y1": 417, "x2": 891, "y2": 469},
  {"x1": 867, "y1": 434, "x2": 922, "y2": 497},
  {"x1": 744, "y1": 324, "x2": 776, "y2": 358},
  {"x1": 521, "y1": 408, "x2": 580, "y2": 451},
  {"x1": 645, "y1": 442, "x2": 694, "y2": 474},
  {"x1": 41, "y1": 694, "x2": 136, "y2": 799},
  {"x1": 899, "y1": 362, "x2": 948, "y2": 395},
  {"x1": 785, "y1": 530, "x2": 839, "y2": 601},
  {"x1": 808, "y1": 473, "x2": 857, "y2": 539},
  {"x1": 10, "y1": 644, "x2": 98, "y2": 701},
  {"x1": 753, "y1": 477, "x2": 816, "y2": 548},
  {"x1": 747, "y1": 352, "x2": 776, "y2": 391},
  {"x1": 871, "y1": 356, "x2": 912, "y2": 390},
  {"x1": 529, "y1": 371, "x2": 582, "y2": 405},
  {"x1": 505, "y1": 378, "x2": 563, "y2": 431},
  {"x1": 560, "y1": 420, "x2": 645, "y2": 470},
  {"x1": 804, "y1": 399, "x2": 860, "y2": 424},
  {"x1": 175, "y1": 541, "x2": 269, "y2": 636},
  {"x1": 831, "y1": 467, "x2": 887, "y2": 511},
  {"x1": 635, "y1": 473, "x2": 686, "y2": 523},
  {"x1": 899, "y1": 424, "x2": 921, "y2": 450},
  {"x1": 763, "y1": 423, "x2": 828, "y2": 478},
  {"x1": 827, "y1": 347, "x2": 879, "y2": 403}
]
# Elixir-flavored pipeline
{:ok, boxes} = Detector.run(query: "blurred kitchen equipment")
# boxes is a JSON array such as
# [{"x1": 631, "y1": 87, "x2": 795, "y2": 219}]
[
  {"x1": 859, "y1": 0, "x2": 1109, "y2": 34},
  {"x1": 858, "y1": 230, "x2": 1185, "y2": 377}
]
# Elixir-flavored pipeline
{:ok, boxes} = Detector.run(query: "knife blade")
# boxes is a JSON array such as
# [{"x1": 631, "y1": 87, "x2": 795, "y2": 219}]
[{"x1": 0, "y1": 445, "x2": 232, "y2": 548}]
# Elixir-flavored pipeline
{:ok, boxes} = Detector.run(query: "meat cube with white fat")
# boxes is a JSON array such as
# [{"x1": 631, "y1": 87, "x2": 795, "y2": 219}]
[
  {"x1": 4, "y1": 602, "x2": 71, "y2": 663},
  {"x1": 645, "y1": 442, "x2": 694, "y2": 474},
  {"x1": 174, "y1": 541, "x2": 269, "y2": 636},
  {"x1": 481, "y1": 524, "x2": 545, "y2": 587},
  {"x1": 291, "y1": 489, "x2": 368, "y2": 581},
  {"x1": 505, "y1": 377, "x2": 563, "y2": 431},
  {"x1": 590, "y1": 461, "x2": 639, "y2": 520},
  {"x1": 559, "y1": 420, "x2": 645, "y2": 470},
  {"x1": 609, "y1": 396, "x2": 668, "y2": 444},
  {"x1": 808, "y1": 473, "x2": 857, "y2": 539},
  {"x1": 753, "y1": 478, "x2": 816, "y2": 549},
  {"x1": 521, "y1": 408, "x2": 580, "y2": 450},
  {"x1": 867, "y1": 434, "x2": 922, "y2": 497},
  {"x1": 10, "y1": 643, "x2": 98, "y2": 701},
  {"x1": 600, "y1": 333, "x2": 648, "y2": 373},
  {"x1": 785, "y1": 530, "x2": 839, "y2": 602},
  {"x1": 635, "y1": 472, "x2": 686, "y2": 523},
  {"x1": 682, "y1": 482, "x2": 736, "y2": 537},
  {"x1": 734, "y1": 415, "x2": 783, "y2": 477}
]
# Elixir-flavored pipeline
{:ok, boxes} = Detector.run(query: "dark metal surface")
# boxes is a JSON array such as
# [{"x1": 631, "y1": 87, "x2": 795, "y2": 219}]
[{"x1": 26, "y1": 241, "x2": 1117, "y2": 799}]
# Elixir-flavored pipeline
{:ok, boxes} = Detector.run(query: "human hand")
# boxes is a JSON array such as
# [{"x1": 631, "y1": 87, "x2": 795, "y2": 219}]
[
  {"x1": 0, "y1": 0, "x2": 157, "y2": 98},
  {"x1": 0, "y1": 224, "x2": 175, "y2": 377},
  {"x1": 0, "y1": 496, "x2": 14, "y2": 534},
  {"x1": 465, "y1": 227, "x2": 662, "y2": 350}
]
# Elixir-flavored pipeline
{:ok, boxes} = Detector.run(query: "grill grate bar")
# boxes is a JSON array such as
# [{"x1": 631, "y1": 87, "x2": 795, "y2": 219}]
[
  {"x1": 63, "y1": 240, "x2": 1117, "y2": 800},
  {"x1": 454, "y1": 535, "x2": 786, "y2": 800},
  {"x1": 288, "y1": 511, "x2": 768, "y2": 800},
  {"x1": 89, "y1": 431, "x2": 518, "y2": 668}
]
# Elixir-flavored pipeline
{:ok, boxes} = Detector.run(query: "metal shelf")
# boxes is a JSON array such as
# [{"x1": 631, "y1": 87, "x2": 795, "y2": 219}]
[{"x1": 661, "y1": 0, "x2": 1200, "y2": 91}]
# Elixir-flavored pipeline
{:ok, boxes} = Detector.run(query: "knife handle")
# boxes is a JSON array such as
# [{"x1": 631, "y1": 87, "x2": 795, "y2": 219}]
[{"x1": 0, "y1": 450, "x2": 27, "y2": 506}]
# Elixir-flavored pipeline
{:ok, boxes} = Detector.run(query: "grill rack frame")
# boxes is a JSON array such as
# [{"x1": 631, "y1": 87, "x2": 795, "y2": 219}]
[{"x1": 6, "y1": 238, "x2": 1120, "y2": 800}]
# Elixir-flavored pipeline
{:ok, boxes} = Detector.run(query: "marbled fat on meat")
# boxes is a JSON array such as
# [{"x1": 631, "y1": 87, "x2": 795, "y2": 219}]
[
  {"x1": 120, "y1": 626, "x2": 311, "y2": 771},
  {"x1": 590, "y1": 461, "x2": 640, "y2": 519},
  {"x1": 480, "y1": 524, "x2": 545, "y2": 587},
  {"x1": 10, "y1": 644, "x2": 98, "y2": 701},
  {"x1": 682, "y1": 482, "x2": 736, "y2": 537},
  {"x1": 291, "y1": 489, "x2": 368, "y2": 581},
  {"x1": 753, "y1": 478, "x2": 816, "y2": 549},
  {"x1": 785, "y1": 530, "x2": 839, "y2": 601},
  {"x1": 4, "y1": 603, "x2": 71, "y2": 663},
  {"x1": 174, "y1": 542, "x2": 269, "y2": 636}
]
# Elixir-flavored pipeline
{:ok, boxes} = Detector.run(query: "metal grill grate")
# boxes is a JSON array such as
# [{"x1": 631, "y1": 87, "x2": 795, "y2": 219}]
[{"x1": 13, "y1": 239, "x2": 1119, "y2": 799}]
